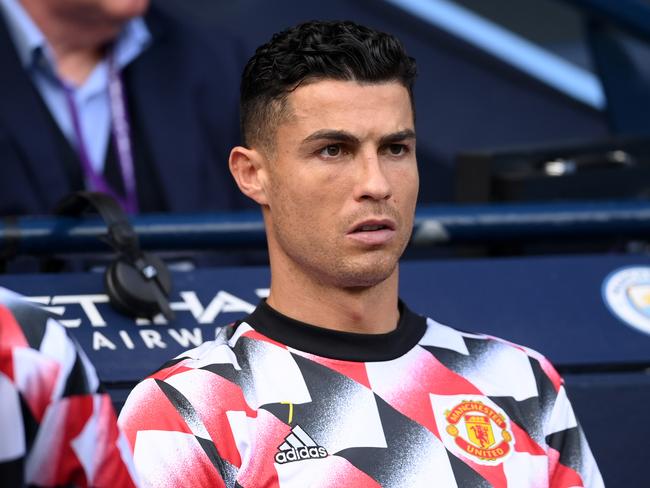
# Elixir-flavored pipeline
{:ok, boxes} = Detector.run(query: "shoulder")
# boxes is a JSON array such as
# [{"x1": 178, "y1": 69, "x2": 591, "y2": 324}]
[
  {"x1": 143, "y1": 4, "x2": 247, "y2": 69},
  {"x1": 152, "y1": 322, "x2": 245, "y2": 379},
  {"x1": 118, "y1": 319, "x2": 282, "y2": 425},
  {"x1": 0, "y1": 287, "x2": 98, "y2": 393},
  {"x1": 419, "y1": 316, "x2": 564, "y2": 396},
  {"x1": 0, "y1": 288, "x2": 137, "y2": 487},
  {"x1": 117, "y1": 323, "x2": 254, "y2": 482},
  {"x1": 119, "y1": 322, "x2": 245, "y2": 423}
]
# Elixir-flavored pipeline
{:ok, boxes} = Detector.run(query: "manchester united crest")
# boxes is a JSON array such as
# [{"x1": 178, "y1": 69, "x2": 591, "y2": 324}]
[{"x1": 443, "y1": 399, "x2": 513, "y2": 464}]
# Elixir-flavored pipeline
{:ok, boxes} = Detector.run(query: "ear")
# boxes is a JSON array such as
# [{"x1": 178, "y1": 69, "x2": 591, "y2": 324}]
[{"x1": 229, "y1": 146, "x2": 269, "y2": 205}]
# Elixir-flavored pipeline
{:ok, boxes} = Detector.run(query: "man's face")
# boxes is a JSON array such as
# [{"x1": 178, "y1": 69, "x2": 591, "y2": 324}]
[
  {"x1": 50, "y1": 0, "x2": 148, "y2": 25},
  {"x1": 261, "y1": 79, "x2": 418, "y2": 289}
]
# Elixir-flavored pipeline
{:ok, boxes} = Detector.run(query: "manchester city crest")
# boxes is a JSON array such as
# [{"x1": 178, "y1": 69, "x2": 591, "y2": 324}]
[{"x1": 603, "y1": 266, "x2": 650, "y2": 336}]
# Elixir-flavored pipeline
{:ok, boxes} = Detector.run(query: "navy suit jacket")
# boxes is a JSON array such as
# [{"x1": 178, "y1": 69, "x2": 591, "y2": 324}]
[{"x1": 0, "y1": 5, "x2": 251, "y2": 216}]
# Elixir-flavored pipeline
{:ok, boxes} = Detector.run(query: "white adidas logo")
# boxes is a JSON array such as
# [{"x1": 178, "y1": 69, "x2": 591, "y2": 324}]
[{"x1": 275, "y1": 425, "x2": 328, "y2": 464}]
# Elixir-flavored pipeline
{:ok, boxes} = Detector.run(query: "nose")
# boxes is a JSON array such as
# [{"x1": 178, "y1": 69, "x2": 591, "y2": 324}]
[{"x1": 354, "y1": 152, "x2": 392, "y2": 201}]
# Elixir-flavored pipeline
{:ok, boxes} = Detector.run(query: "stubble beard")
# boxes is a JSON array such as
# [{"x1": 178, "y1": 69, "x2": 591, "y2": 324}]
[
  {"x1": 267, "y1": 176, "x2": 414, "y2": 292},
  {"x1": 272, "y1": 219, "x2": 410, "y2": 292}
]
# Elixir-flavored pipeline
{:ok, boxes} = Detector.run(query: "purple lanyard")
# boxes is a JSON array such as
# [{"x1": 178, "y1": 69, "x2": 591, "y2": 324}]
[{"x1": 61, "y1": 53, "x2": 139, "y2": 214}]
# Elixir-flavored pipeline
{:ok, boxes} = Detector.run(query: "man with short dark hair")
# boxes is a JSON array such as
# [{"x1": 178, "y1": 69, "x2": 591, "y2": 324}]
[{"x1": 120, "y1": 21, "x2": 603, "y2": 487}]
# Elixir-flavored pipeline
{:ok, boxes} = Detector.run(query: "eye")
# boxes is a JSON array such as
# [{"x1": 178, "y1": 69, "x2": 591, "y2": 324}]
[
  {"x1": 319, "y1": 144, "x2": 343, "y2": 158},
  {"x1": 386, "y1": 144, "x2": 408, "y2": 156}
]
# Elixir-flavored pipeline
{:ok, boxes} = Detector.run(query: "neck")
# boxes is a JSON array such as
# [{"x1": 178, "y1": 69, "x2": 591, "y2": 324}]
[
  {"x1": 52, "y1": 46, "x2": 106, "y2": 86},
  {"x1": 20, "y1": 0, "x2": 120, "y2": 85},
  {"x1": 266, "y1": 259, "x2": 400, "y2": 335}
]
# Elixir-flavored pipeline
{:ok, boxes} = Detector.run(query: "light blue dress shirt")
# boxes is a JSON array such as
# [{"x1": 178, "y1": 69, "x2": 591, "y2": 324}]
[{"x1": 0, "y1": 0, "x2": 151, "y2": 174}]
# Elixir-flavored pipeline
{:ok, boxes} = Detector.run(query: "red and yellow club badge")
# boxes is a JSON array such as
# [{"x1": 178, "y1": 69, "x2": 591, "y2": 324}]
[{"x1": 444, "y1": 399, "x2": 513, "y2": 464}]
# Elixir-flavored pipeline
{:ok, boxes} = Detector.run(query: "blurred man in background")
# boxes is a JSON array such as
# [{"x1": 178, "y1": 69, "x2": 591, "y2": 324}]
[{"x1": 0, "y1": 0, "x2": 247, "y2": 216}]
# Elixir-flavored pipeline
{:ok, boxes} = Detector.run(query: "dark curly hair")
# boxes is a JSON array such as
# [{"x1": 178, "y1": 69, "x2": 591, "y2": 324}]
[{"x1": 240, "y1": 20, "x2": 417, "y2": 150}]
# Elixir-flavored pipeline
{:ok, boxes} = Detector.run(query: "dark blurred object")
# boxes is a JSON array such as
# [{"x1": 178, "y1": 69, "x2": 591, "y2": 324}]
[
  {"x1": 560, "y1": 0, "x2": 650, "y2": 134},
  {"x1": 456, "y1": 136, "x2": 650, "y2": 202},
  {"x1": 56, "y1": 192, "x2": 174, "y2": 321},
  {"x1": 587, "y1": 21, "x2": 650, "y2": 135}
]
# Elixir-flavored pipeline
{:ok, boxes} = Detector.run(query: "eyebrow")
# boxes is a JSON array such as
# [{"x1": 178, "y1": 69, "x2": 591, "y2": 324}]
[
  {"x1": 379, "y1": 129, "x2": 416, "y2": 146},
  {"x1": 302, "y1": 130, "x2": 359, "y2": 146},
  {"x1": 301, "y1": 128, "x2": 416, "y2": 146}
]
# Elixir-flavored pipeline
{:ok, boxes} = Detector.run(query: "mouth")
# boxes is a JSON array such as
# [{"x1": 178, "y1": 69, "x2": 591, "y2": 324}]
[
  {"x1": 349, "y1": 219, "x2": 396, "y2": 234},
  {"x1": 347, "y1": 219, "x2": 397, "y2": 245}
]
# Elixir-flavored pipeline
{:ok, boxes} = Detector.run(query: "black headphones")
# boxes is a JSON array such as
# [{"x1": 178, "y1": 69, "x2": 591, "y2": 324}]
[{"x1": 56, "y1": 191, "x2": 174, "y2": 321}]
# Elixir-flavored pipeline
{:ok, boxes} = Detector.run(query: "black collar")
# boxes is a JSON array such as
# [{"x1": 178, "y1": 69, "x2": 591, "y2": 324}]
[{"x1": 242, "y1": 299, "x2": 427, "y2": 362}]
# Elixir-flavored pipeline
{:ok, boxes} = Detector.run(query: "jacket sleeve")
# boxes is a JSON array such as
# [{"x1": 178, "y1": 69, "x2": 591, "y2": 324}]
[
  {"x1": 540, "y1": 361, "x2": 604, "y2": 488},
  {"x1": 0, "y1": 288, "x2": 139, "y2": 487},
  {"x1": 118, "y1": 373, "x2": 230, "y2": 488}
]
